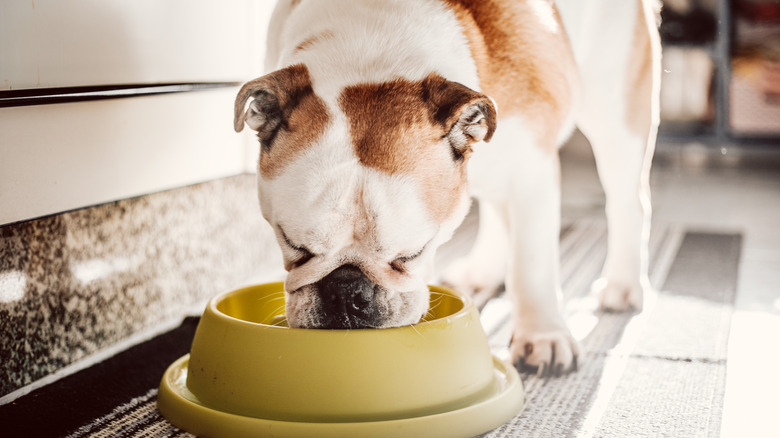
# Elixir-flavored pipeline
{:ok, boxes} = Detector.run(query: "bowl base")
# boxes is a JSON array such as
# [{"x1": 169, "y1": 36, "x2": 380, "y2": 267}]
[{"x1": 158, "y1": 354, "x2": 524, "y2": 438}]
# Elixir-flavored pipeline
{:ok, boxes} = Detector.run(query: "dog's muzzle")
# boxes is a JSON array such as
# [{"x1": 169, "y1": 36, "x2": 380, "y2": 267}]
[{"x1": 316, "y1": 264, "x2": 380, "y2": 329}]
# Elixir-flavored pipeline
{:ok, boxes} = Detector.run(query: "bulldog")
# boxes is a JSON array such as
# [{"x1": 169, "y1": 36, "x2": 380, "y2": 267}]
[{"x1": 234, "y1": 0, "x2": 660, "y2": 376}]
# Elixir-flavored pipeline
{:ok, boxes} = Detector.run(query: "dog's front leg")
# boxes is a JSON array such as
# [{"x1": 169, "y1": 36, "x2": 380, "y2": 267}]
[{"x1": 504, "y1": 146, "x2": 579, "y2": 376}]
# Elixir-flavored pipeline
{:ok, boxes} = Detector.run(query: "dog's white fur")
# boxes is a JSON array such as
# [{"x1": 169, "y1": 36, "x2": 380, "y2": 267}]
[{"x1": 237, "y1": 0, "x2": 660, "y2": 374}]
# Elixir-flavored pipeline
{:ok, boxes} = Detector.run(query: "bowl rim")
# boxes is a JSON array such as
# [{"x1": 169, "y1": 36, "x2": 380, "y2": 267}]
[{"x1": 207, "y1": 282, "x2": 474, "y2": 332}]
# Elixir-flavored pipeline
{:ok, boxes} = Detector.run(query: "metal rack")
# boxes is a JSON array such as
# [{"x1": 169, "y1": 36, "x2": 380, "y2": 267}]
[{"x1": 658, "y1": 0, "x2": 780, "y2": 148}]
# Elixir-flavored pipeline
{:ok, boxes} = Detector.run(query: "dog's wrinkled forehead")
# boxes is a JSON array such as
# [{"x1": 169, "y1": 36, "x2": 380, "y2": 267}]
[
  {"x1": 340, "y1": 75, "x2": 482, "y2": 222},
  {"x1": 234, "y1": 64, "x2": 497, "y2": 222}
]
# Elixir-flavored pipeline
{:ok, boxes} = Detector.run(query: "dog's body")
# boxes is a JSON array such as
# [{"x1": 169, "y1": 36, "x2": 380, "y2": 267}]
[{"x1": 235, "y1": 0, "x2": 660, "y2": 374}]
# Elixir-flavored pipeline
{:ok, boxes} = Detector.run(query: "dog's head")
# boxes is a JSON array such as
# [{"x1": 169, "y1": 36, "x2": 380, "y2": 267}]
[{"x1": 234, "y1": 64, "x2": 496, "y2": 329}]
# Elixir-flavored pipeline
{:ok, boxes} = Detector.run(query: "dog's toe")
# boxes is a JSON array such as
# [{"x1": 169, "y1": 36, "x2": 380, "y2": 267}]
[
  {"x1": 593, "y1": 278, "x2": 644, "y2": 312},
  {"x1": 510, "y1": 328, "x2": 579, "y2": 377}
]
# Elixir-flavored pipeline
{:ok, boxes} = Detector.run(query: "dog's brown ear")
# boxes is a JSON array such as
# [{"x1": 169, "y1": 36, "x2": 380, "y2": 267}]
[
  {"x1": 233, "y1": 64, "x2": 314, "y2": 148},
  {"x1": 422, "y1": 74, "x2": 497, "y2": 159}
]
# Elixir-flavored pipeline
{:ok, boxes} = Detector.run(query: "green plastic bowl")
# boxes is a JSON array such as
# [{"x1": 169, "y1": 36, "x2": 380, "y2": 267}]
[{"x1": 158, "y1": 282, "x2": 523, "y2": 437}]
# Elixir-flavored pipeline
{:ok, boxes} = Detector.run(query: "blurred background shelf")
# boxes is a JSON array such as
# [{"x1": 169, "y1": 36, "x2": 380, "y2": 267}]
[{"x1": 658, "y1": 0, "x2": 780, "y2": 147}]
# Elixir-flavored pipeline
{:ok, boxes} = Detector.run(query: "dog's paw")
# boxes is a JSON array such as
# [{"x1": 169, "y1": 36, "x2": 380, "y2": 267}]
[
  {"x1": 440, "y1": 257, "x2": 503, "y2": 308},
  {"x1": 510, "y1": 325, "x2": 580, "y2": 377},
  {"x1": 592, "y1": 277, "x2": 643, "y2": 312}
]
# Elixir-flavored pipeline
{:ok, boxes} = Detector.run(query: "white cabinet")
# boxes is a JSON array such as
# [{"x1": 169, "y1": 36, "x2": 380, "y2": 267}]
[
  {"x1": 0, "y1": 0, "x2": 274, "y2": 225},
  {"x1": 0, "y1": 0, "x2": 266, "y2": 89}
]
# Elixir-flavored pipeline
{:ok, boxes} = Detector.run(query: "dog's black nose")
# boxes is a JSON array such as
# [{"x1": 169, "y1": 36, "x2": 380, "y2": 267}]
[{"x1": 317, "y1": 264, "x2": 377, "y2": 328}]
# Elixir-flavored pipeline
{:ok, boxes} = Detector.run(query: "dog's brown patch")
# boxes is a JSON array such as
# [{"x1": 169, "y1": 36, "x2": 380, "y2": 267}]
[
  {"x1": 339, "y1": 74, "x2": 489, "y2": 222},
  {"x1": 442, "y1": 0, "x2": 578, "y2": 151},
  {"x1": 625, "y1": 0, "x2": 659, "y2": 139},
  {"x1": 234, "y1": 64, "x2": 330, "y2": 178}
]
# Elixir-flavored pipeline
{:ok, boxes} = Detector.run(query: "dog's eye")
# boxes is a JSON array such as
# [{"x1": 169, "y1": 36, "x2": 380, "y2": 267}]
[
  {"x1": 280, "y1": 228, "x2": 315, "y2": 267},
  {"x1": 390, "y1": 248, "x2": 424, "y2": 273},
  {"x1": 292, "y1": 250, "x2": 314, "y2": 268}
]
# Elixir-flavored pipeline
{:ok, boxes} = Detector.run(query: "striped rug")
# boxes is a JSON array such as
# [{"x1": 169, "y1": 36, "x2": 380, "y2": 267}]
[{"x1": 1, "y1": 220, "x2": 742, "y2": 437}]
